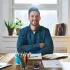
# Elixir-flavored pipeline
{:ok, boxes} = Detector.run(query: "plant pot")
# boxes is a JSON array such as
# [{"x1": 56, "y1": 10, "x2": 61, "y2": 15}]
[
  {"x1": 8, "y1": 28, "x2": 14, "y2": 36},
  {"x1": 16, "y1": 28, "x2": 20, "y2": 35}
]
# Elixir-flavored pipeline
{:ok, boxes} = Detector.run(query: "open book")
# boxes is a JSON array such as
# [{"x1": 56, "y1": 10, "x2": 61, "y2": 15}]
[
  {"x1": 0, "y1": 62, "x2": 12, "y2": 69},
  {"x1": 42, "y1": 53, "x2": 68, "y2": 60}
]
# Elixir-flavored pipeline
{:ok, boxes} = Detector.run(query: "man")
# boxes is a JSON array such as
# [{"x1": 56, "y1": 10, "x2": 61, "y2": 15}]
[{"x1": 17, "y1": 7, "x2": 54, "y2": 55}]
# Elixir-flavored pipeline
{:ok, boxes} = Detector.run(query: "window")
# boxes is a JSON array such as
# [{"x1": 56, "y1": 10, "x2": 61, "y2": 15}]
[
  {"x1": 12, "y1": 0, "x2": 59, "y2": 35},
  {"x1": 14, "y1": 0, "x2": 57, "y2": 4}
]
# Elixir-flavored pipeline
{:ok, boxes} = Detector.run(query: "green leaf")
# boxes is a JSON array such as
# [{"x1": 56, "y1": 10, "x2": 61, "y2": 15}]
[
  {"x1": 4, "y1": 21, "x2": 16, "y2": 29},
  {"x1": 15, "y1": 18, "x2": 23, "y2": 28},
  {"x1": 4, "y1": 21, "x2": 8, "y2": 28}
]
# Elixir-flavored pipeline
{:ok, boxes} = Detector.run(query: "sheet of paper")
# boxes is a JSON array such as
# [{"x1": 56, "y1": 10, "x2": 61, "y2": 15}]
[
  {"x1": 42, "y1": 60, "x2": 62, "y2": 68},
  {"x1": 60, "y1": 62, "x2": 70, "y2": 70},
  {"x1": 29, "y1": 53, "x2": 42, "y2": 59}
]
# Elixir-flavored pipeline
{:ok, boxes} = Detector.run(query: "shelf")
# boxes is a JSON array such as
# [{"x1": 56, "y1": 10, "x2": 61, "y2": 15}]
[
  {"x1": 52, "y1": 36, "x2": 70, "y2": 38},
  {"x1": 2, "y1": 35, "x2": 70, "y2": 38}
]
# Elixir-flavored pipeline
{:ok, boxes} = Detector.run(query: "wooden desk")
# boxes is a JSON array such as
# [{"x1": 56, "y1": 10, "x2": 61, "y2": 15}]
[
  {"x1": 0, "y1": 53, "x2": 70, "y2": 70},
  {"x1": 16, "y1": 53, "x2": 70, "y2": 70}
]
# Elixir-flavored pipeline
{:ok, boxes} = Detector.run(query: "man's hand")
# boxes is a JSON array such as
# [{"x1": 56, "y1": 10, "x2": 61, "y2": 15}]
[{"x1": 40, "y1": 43, "x2": 44, "y2": 48}]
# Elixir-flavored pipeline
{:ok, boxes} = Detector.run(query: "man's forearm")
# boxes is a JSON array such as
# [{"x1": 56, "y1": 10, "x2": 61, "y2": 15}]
[
  {"x1": 17, "y1": 43, "x2": 40, "y2": 53},
  {"x1": 40, "y1": 45, "x2": 53, "y2": 55}
]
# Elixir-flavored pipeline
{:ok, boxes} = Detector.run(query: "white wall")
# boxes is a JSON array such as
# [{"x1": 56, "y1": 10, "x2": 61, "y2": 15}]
[
  {"x1": 0, "y1": 0, "x2": 10, "y2": 52},
  {"x1": 0, "y1": 0, "x2": 3, "y2": 34},
  {"x1": 67, "y1": 0, "x2": 70, "y2": 52},
  {"x1": 0, "y1": 0, "x2": 3, "y2": 51},
  {"x1": 2, "y1": 0, "x2": 11, "y2": 32},
  {"x1": 62, "y1": 0, "x2": 68, "y2": 35},
  {"x1": 68, "y1": 0, "x2": 70, "y2": 35}
]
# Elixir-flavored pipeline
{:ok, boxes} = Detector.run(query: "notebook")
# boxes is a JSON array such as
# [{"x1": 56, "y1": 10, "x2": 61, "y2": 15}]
[
  {"x1": 42, "y1": 53, "x2": 68, "y2": 60},
  {"x1": 0, "y1": 62, "x2": 12, "y2": 69}
]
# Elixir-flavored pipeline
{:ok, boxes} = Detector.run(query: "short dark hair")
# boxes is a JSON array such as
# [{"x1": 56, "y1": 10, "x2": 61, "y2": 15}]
[{"x1": 28, "y1": 7, "x2": 40, "y2": 15}]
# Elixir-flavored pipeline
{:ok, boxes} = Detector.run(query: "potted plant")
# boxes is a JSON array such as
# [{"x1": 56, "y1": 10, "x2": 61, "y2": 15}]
[
  {"x1": 15, "y1": 18, "x2": 23, "y2": 35},
  {"x1": 5, "y1": 21, "x2": 16, "y2": 36}
]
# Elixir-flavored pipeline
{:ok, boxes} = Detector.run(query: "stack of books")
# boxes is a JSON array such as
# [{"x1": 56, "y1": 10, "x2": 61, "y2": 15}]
[{"x1": 54, "y1": 23, "x2": 66, "y2": 36}]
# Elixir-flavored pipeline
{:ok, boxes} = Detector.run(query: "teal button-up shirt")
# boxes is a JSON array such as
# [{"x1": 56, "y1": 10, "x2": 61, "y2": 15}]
[{"x1": 17, "y1": 25, "x2": 54, "y2": 55}]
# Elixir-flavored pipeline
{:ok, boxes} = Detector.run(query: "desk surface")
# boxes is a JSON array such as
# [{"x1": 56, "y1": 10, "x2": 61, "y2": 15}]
[
  {"x1": 0, "y1": 53, "x2": 15, "y2": 63},
  {"x1": 0, "y1": 53, "x2": 70, "y2": 70},
  {"x1": 0, "y1": 53, "x2": 15, "y2": 70}
]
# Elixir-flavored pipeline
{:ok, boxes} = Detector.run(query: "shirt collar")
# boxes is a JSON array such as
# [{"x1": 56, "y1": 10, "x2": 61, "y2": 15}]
[{"x1": 28, "y1": 25, "x2": 40, "y2": 32}]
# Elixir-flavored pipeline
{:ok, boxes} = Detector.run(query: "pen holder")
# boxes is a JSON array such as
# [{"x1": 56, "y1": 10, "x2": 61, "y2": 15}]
[{"x1": 18, "y1": 53, "x2": 29, "y2": 70}]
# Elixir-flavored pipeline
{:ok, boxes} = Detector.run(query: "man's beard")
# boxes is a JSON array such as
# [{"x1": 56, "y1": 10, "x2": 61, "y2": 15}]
[{"x1": 30, "y1": 20, "x2": 39, "y2": 26}]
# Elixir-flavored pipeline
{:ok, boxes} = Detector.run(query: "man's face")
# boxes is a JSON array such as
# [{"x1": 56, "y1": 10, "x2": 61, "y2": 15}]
[{"x1": 28, "y1": 11, "x2": 41, "y2": 26}]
